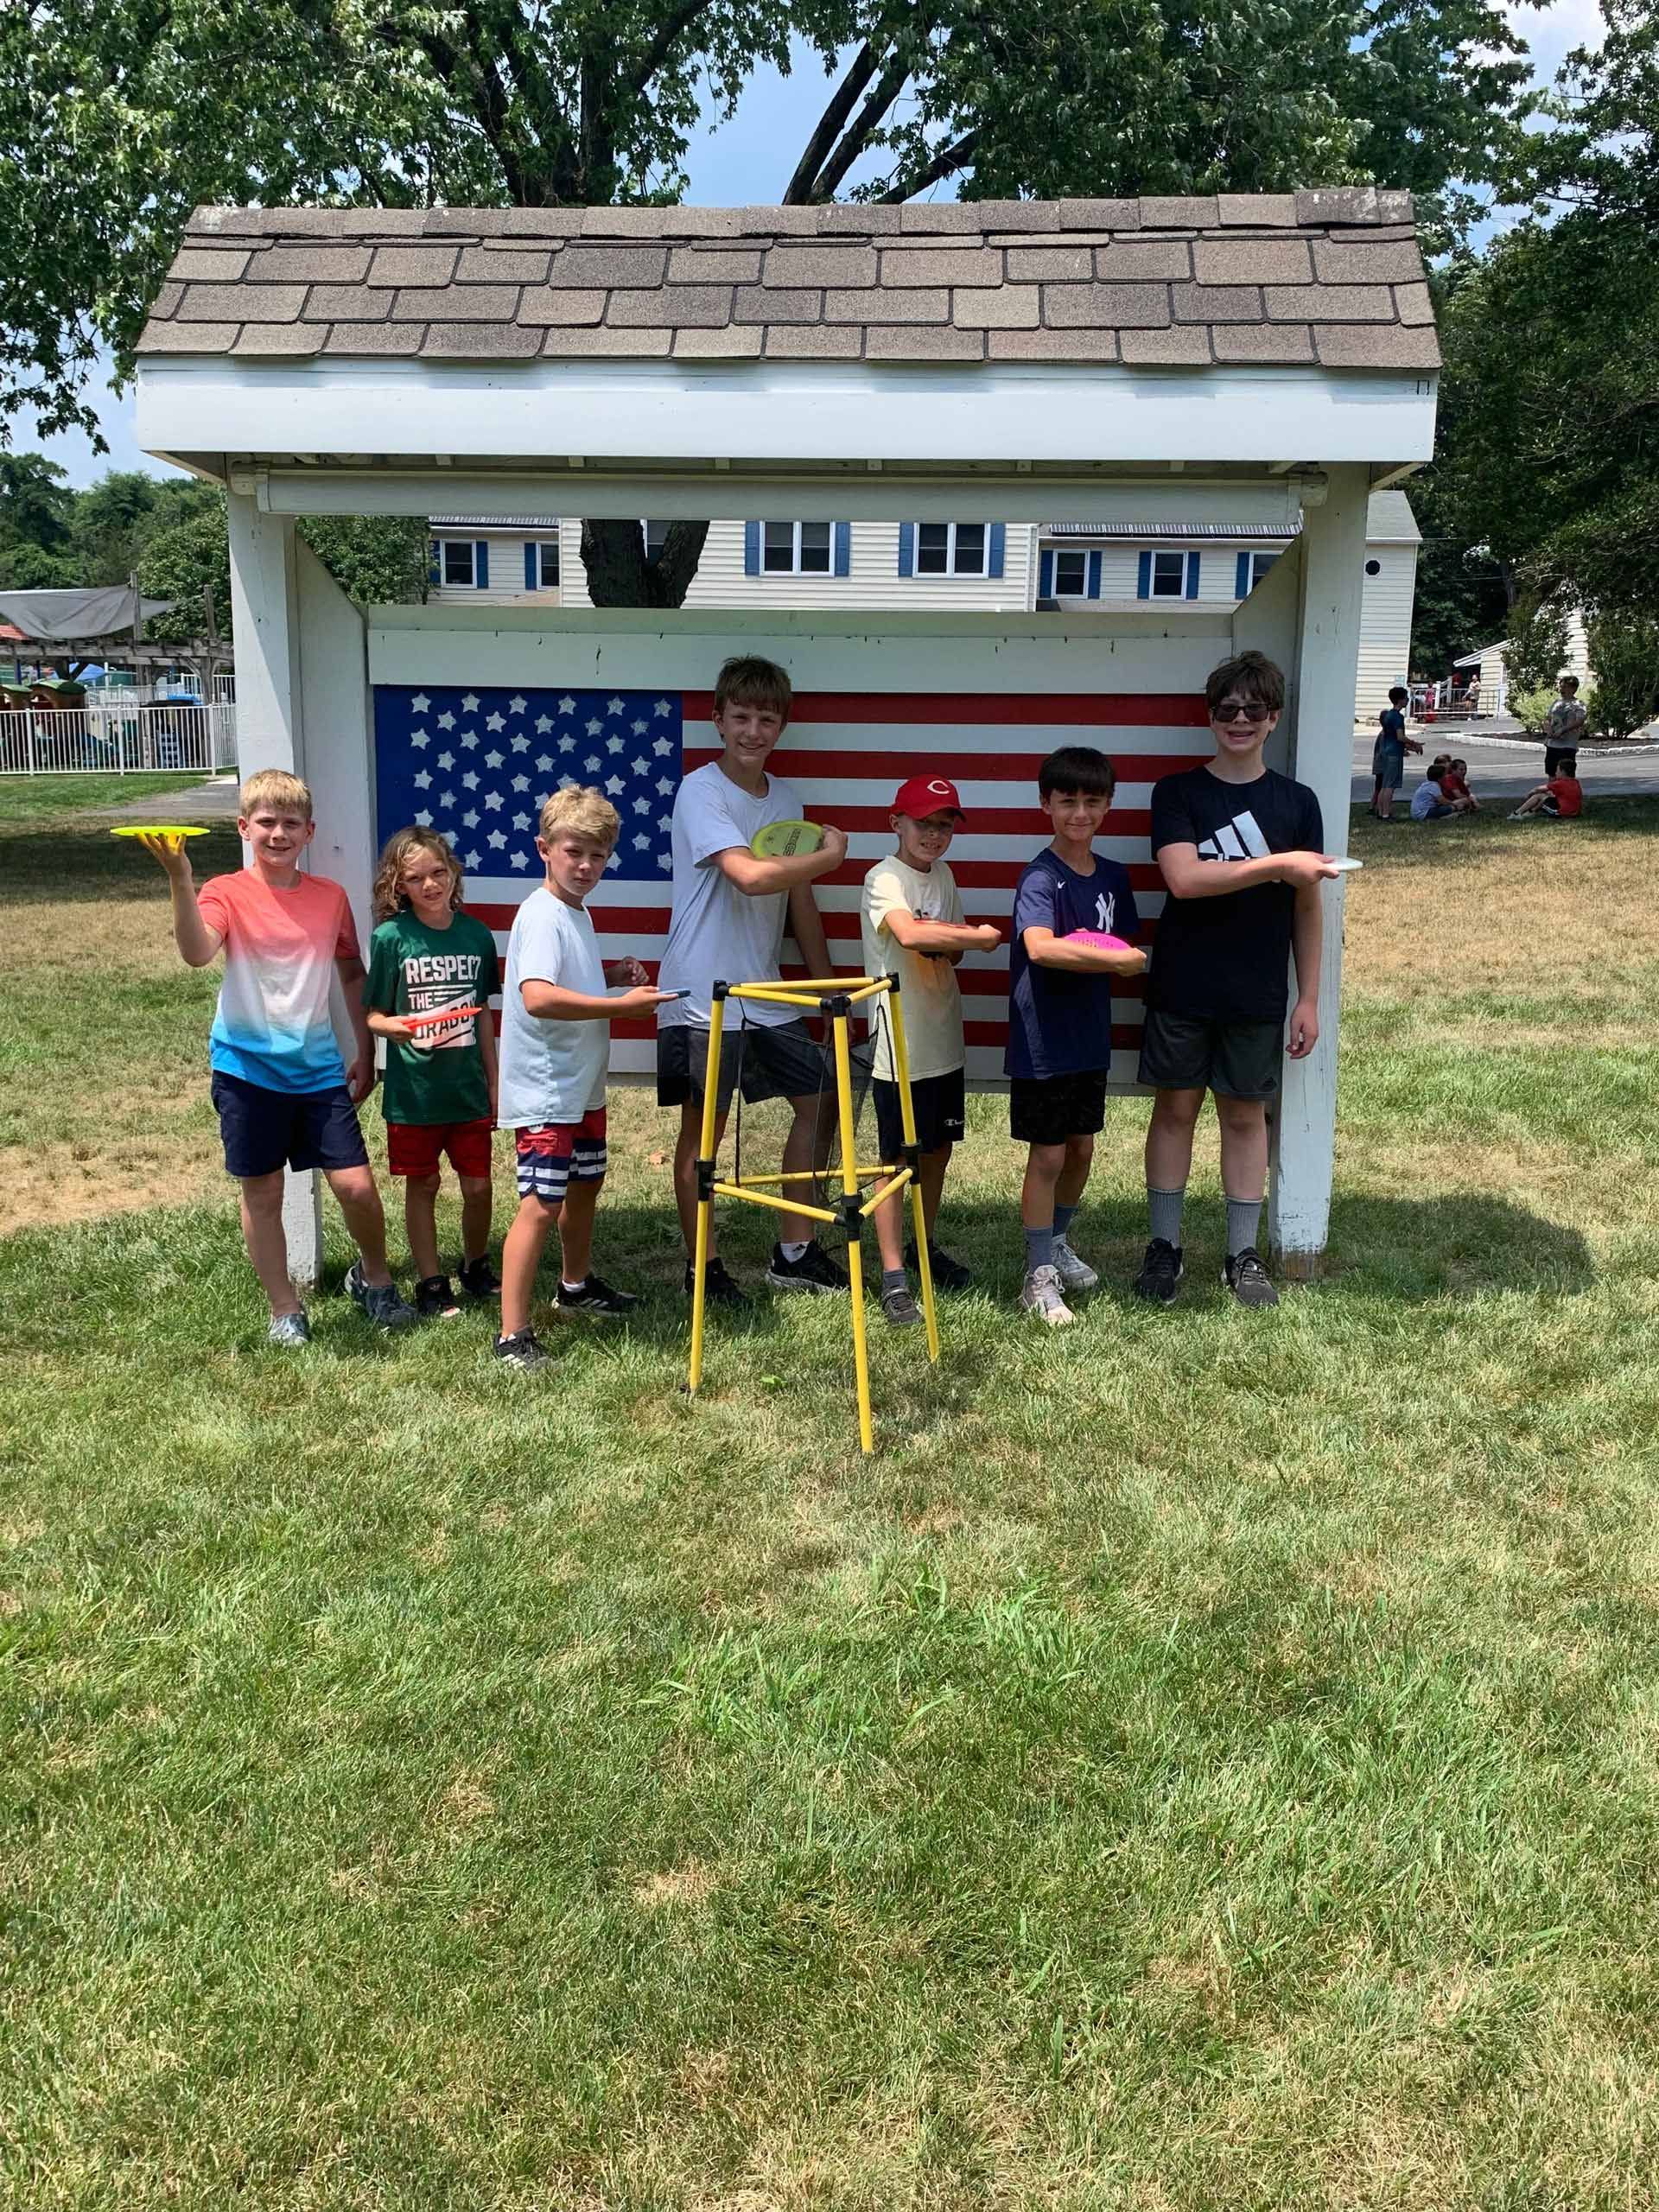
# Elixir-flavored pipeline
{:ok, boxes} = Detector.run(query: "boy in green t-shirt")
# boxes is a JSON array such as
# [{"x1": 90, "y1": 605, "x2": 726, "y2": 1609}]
[{"x1": 365, "y1": 827, "x2": 501, "y2": 1319}]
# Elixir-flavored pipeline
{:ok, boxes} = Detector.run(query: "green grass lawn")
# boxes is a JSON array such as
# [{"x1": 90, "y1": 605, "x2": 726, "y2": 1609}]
[
  {"x1": 3, "y1": 805, "x2": 1659, "y2": 2209},
  {"x1": 0, "y1": 769, "x2": 214, "y2": 826}
]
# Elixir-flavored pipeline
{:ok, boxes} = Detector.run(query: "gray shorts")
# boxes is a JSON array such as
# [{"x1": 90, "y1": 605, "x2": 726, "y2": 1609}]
[
  {"x1": 657, "y1": 1017, "x2": 830, "y2": 1113},
  {"x1": 1137, "y1": 1008, "x2": 1283, "y2": 1099}
]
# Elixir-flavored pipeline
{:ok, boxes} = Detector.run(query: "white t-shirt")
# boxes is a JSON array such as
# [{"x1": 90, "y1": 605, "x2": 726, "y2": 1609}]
[
  {"x1": 496, "y1": 886, "x2": 608, "y2": 1127},
  {"x1": 658, "y1": 760, "x2": 806, "y2": 1030},
  {"x1": 860, "y1": 855, "x2": 967, "y2": 1081}
]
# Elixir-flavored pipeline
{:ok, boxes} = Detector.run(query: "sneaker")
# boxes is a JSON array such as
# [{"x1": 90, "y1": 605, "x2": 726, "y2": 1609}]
[
  {"x1": 1223, "y1": 1247, "x2": 1280, "y2": 1309},
  {"x1": 1051, "y1": 1236, "x2": 1100, "y2": 1294},
  {"x1": 880, "y1": 1282, "x2": 922, "y2": 1328},
  {"x1": 415, "y1": 1274, "x2": 461, "y2": 1320},
  {"x1": 1132, "y1": 1238, "x2": 1185, "y2": 1306},
  {"x1": 907, "y1": 1239, "x2": 972, "y2": 1292},
  {"x1": 1020, "y1": 1263, "x2": 1075, "y2": 1327},
  {"x1": 457, "y1": 1255, "x2": 501, "y2": 1301},
  {"x1": 267, "y1": 1309, "x2": 311, "y2": 1348},
  {"x1": 493, "y1": 1326, "x2": 551, "y2": 1370},
  {"x1": 346, "y1": 1261, "x2": 417, "y2": 1332},
  {"x1": 766, "y1": 1241, "x2": 848, "y2": 1295},
  {"x1": 683, "y1": 1256, "x2": 749, "y2": 1308},
  {"x1": 555, "y1": 1274, "x2": 639, "y2": 1319}
]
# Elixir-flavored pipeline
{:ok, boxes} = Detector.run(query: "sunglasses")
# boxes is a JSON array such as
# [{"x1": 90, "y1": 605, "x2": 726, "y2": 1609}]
[{"x1": 1211, "y1": 699, "x2": 1274, "y2": 723}]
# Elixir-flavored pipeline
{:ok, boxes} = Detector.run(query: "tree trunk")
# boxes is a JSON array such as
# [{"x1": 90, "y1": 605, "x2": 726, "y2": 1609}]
[{"x1": 579, "y1": 518, "x2": 711, "y2": 607}]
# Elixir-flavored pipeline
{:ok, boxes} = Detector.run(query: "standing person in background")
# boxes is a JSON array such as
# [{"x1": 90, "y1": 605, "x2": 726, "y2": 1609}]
[
  {"x1": 1371, "y1": 686, "x2": 1421, "y2": 820},
  {"x1": 1545, "y1": 675, "x2": 1587, "y2": 778}
]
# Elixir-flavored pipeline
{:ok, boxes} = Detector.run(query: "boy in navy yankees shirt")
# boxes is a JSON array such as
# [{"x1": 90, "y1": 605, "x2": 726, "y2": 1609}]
[
  {"x1": 1135, "y1": 651, "x2": 1337, "y2": 1310},
  {"x1": 1004, "y1": 746, "x2": 1147, "y2": 1327}
]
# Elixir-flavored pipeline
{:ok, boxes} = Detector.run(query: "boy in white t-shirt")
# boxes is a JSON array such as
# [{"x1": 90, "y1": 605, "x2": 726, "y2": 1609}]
[
  {"x1": 658, "y1": 655, "x2": 849, "y2": 1307},
  {"x1": 859, "y1": 774, "x2": 1001, "y2": 1323},
  {"x1": 493, "y1": 787, "x2": 674, "y2": 1370}
]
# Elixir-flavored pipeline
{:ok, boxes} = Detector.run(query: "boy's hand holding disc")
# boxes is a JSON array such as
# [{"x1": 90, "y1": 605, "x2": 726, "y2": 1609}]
[
  {"x1": 1065, "y1": 928, "x2": 1148, "y2": 971},
  {"x1": 749, "y1": 819, "x2": 848, "y2": 868},
  {"x1": 121, "y1": 824, "x2": 207, "y2": 878}
]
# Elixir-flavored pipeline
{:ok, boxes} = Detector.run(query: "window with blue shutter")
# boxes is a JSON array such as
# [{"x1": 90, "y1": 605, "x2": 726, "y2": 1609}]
[
  {"x1": 429, "y1": 539, "x2": 441, "y2": 587},
  {"x1": 1236, "y1": 551, "x2": 1252, "y2": 599},
  {"x1": 1136, "y1": 550, "x2": 1153, "y2": 600},
  {"x1": 833, "y1": 522, "x2": 851, "y2": 577},
  {"x1": 1185, "y1": 550, "x2": 1200, "y2": 599},
  {"x1": 1086, "y1": 550, "x2": 1103, "y2": 599},
  {"x1": 988, "y1": 523, "x2": 1006, "y2": 579},
  {"x1": 474, "y1": 539, "x2": 489, "y2": 588},
  {"x1": 898, "y1": 522, "x2": 915, "y2": 577},
  {"x1": 743, "y1": 521, "x2": 760, "y2": 575},
  {"x1": 1039, "y1": 550, "x2": 1055, "y2": 598},
  {"x1": 525, "y1": 542, "x2": 538, "y2": 592}
]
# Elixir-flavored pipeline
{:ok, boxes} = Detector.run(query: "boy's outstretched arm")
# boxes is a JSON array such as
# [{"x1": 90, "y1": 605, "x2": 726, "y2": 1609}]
[
  {"x1": 884, "y1": 910, "x2": 1002, "y2": 959},
  {"x1": 1022, "y1": 925, "x2": 1147, "y2": 976},
  {"x1": 518, "y1": 979, "x2": 676, "y2": 1021},
  {"x1": 711, "y1": 823, "x2": 848, "y2": 898},
  {"x1": 138, "y1": 834, "x2": 223, "y2": 968},
  {"x1": 1158, "y1": 842, "x2": 1337, "y2": 899}
]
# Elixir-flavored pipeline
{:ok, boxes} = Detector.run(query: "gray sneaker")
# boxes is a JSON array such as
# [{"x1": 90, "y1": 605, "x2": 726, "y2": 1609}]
[
  {"x1": 880, "y1": 1282, "x2": 922, "y2": 1328},
  {"x1": 267, "y1": 1309, "x2": 311, "y2": 1348},
  {"x1": 1019, "y1": 1263, "x2": 1075, "y2": 1327},
  {"x1": 346, "y1": 1261, "x2": 416, "y2": 1332},
  {"x1": 1223, "y1": 1248, "x2": 1281, "y2": 1309},
  {"x1": 1051, "y1": 1236, "x2": 1099, "y2": 1294}
]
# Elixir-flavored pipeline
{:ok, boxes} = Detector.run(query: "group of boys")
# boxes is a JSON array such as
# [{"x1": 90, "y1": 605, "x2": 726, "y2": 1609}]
[{"x1": 147, "y1": 647, "x2": 1338, "y2": 1363}]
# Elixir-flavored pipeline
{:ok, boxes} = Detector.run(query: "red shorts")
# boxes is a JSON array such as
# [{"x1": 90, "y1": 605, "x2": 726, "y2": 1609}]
[{"x1": 386, "y1": 1116, "x2": 495, "y2": 1179}]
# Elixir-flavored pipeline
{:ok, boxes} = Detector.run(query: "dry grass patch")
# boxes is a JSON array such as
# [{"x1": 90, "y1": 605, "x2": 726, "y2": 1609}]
[{"x1": 633, "y1": 1859, "x2": 720, "y2": 1909}]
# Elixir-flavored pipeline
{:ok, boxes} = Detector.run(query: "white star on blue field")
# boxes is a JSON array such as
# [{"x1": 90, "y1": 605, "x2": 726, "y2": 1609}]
[{"x1": 373, "y1": 686, "x2": 681, "y2": 874}]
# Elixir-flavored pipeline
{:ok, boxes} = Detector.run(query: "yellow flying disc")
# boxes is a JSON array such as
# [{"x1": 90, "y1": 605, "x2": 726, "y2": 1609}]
[
  {"x1": 111, "y1": 823, "x2": 211, "y2": 841},
  {"x1": 750, "y1": 818, "x2": 823, "y2": 859}
]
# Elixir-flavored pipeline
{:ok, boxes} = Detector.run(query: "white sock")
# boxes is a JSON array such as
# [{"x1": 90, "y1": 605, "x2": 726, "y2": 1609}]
[
  {"x1": 779, "y1": 1240, "x2": 810, "y2": 1262},
  {"x1": 561, "y1": 1277, "x2": 588, "y2": 1293}
]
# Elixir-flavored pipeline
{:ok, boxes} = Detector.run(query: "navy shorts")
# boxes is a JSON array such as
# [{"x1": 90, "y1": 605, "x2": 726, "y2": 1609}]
[
  {"x1": 1009, "y1": 1070, "x2": 1109, "y2": 1146},
  {"x1": 210, "y1": 1072, "x2": 369, "y2": 1180},
  {"x1": 657, "y1": 1017, "x2": 830, "y2": 1113},
  {"x1": 873, "y1": 1069, "x2": 966, "y2": 1161},
  {"x1": 1137, "y1": 1010, "x2": 1282, "y2": 1099}
]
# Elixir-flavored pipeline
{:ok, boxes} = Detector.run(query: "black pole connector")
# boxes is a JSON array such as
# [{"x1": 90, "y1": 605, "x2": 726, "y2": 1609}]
[
  {"x1": 886, "y1": 970, "x2": 902, "y2": 995},
  {"x1": 837, "y1": 1192, "x2": 865, "y2": 1232},
  {"x1": 695, "y1": 1158, "x2": 716, "y2": 1199},
  {"x1": 711, "y1": 980, "x2": 729, "y2": 1001},
  {"x1": 825, "y1": 993, "x2": 852, "y2": 1021},
  {"x1": 901, "y1": 1141, "x2": 922, "y2": 1173}
]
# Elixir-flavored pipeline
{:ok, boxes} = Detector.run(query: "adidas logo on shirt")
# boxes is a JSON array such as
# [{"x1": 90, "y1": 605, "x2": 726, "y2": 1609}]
[{"x1": 1196, "y1": 809, "x2": 1272, "y2": 861}]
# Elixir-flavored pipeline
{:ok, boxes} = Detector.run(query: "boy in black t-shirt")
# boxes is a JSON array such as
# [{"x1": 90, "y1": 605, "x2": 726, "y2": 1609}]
[{"x1": 1134, "y1": 652, "x2": 1337, "y2": 1309}]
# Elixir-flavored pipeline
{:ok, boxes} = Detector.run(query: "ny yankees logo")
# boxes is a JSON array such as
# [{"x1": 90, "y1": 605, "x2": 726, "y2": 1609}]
[{"x1": 1095, "y1": 890, "x2": 1116, "y2": 933}]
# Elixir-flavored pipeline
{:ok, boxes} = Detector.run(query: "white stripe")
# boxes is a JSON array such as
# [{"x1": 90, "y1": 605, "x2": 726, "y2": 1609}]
[
  {"x1": 1232, "y1": 808, "x2": 1272, "y2": 858},
  {"x1": 682, "y1": 721, "x2": 1205, "y2": 755},
  {"x1": 783, "y1": 776, "x2": 1165, "y2": 811},
  {"x1": 607, "y1": 1039, "x2": 1148, "y2": 1088},
  {"x1": 467, "y1": 876, "x2": 1168, "y2": 921}
]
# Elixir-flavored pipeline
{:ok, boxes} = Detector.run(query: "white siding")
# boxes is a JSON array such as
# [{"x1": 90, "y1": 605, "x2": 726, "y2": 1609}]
[
  {"x1": 556, "y1": 518, "x2": 1036, "y2": 612},
  {"x1": 1353, "y1": 540, "x2": 1418, "y2": 721},
  {"x1": 430, "y1": 529, "x2": 562, "y2": 610}
]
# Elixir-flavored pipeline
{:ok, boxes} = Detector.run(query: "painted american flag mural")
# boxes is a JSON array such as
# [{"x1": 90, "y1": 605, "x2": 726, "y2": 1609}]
[{"x1": 372, "y1": 682, "x2": 1211, "y2": 1083}]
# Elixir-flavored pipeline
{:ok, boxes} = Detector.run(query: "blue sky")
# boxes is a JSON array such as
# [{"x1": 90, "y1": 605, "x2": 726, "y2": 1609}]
[{"x1": 14, "y1": 2, "x2": 1603, "y2": 488}]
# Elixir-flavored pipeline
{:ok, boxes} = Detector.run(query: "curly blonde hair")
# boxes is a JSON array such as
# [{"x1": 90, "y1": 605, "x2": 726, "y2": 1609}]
[{"x1": 372, "y1": 825, "x2": 464, "y2": 921}]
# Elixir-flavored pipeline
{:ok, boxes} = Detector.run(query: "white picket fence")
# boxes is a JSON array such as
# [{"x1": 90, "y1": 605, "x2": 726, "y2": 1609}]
[{"x1": 0, "y1": 702, "x2": 238, "y2": 777}]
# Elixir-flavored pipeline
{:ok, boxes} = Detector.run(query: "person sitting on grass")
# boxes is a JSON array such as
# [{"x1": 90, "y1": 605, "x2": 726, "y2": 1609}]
[
  {"x1": 859, "y1": 772, "x2": 1002, "y2": 1325},
  {"x1": 493, "y1": 787, "x2": 675, "y2": 1372},
  {"x1": 141, "y1": 768, "x2": 415, "y2": 1343},
  {"x1": 1510, "y1": 768, "x2": 1584, "y2": 821},
  {"x1": 1005, "y1": 745, "x2": 1147, "y2": 1328},
  {"x1": 364, "y1": 825, "x2": 502, "y2": 1321},
  {"x1": 1409, "y1": 760, "x2": 1469, "y2": 822},
  {"x1": 1439, "y1": 756, "x2": 1478, "y2": 810}
]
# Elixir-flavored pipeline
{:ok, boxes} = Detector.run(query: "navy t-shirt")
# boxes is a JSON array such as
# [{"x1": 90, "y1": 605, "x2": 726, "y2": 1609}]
[
  {"x1": 1378, "y1": 706, "x2": 1407, "y2": 751},
  {"x1": 1146, "y1": 766, "x2": 1323, "y2": 1023},
  {"x1": 1004, "y1": 847, "x2": 1139, "y2": 1080}
]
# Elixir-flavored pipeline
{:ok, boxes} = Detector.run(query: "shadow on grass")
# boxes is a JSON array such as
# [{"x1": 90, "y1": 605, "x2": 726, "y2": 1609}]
[
  {"x1": 0, "y1": 819, "x2": 244, "y2": 905},
  {"x1": 1346, "y1": 792, "x2": 1659, "y2": 873},
  {"x1": 1318, "y1": 1191, "x2": 1594, "y2": 1300}
]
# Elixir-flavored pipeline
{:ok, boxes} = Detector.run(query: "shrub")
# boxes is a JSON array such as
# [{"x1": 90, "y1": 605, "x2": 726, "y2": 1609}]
[{"x1": 1507, "y1": 683, "x2": 1557, "y2": 735}]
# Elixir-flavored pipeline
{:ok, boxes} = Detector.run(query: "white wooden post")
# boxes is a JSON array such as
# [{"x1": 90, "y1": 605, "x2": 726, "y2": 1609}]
[
  {"x1": 1269, "y1": 464, "x2": 1369, "y2": 1274},
  {"x1": 226, "y1": 489, "x2": 324, "y2": 1285}
]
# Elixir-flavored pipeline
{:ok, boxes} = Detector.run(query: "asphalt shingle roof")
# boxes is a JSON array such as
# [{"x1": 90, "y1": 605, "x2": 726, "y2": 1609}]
[{"x1": 137, "y1": 193, "x2": 1439, "y2": 371}]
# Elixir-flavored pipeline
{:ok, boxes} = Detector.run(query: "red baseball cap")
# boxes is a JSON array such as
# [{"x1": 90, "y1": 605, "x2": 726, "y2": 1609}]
[{"x1": 891, "y1": 774, "x2": 967, "y2": 823}]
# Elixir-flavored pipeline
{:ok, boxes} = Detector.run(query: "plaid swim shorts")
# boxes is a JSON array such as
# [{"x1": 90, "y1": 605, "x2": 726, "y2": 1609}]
[{"x1": 514, "y1": 1109, "x2": 608, "y2": 1205}]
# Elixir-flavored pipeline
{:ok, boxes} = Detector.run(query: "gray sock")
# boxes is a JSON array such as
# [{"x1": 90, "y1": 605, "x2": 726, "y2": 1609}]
[
  {"x1": 882, "y1": 1267, "x2": 908, "y2": 1294},
  {"x1": 1053, "y1": 1203, "x2": 1078, "y2": 1238},
  {"x1": 1024, "y1": 1224, "x2": 1055, "y2": 1274},
  {"x1": 1226, "y1": 1197, "x2": 1263, "y2": 1256},
  {"x1": 1147, "y1": 1185, "x2": 1185, "y2": 1248}
]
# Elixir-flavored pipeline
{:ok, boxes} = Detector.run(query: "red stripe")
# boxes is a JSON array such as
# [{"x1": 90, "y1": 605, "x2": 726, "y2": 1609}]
[
  {"x1": 780, "y1": 804, "x2": 1153, "y2": 836},
  {"x1": 471, "y1": 902, "x2": 1164, "y2": 942},
  {"x1": 683, "y1": 747, "x2": 1205, "y2": 784},
  {"x1": 683, "y1": 690, "x2": 1209, "y2": 727}
]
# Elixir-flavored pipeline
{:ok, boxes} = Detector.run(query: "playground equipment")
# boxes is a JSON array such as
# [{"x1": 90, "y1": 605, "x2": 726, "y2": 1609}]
[{"x1": 685, "y1": 973, "x2": 939, "y2": 1455}]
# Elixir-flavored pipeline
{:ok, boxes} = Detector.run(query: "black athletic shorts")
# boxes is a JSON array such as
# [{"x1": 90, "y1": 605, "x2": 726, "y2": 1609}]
[
  {"x1": 873, "y1": 1068, "x2": 966, "y2": 1161},
  {"x1": 1544, "y1": 745, "x2": 1579, "y2": 778},
  {"x1": 657, "y1": 1017, "x2": 830, "y2": 1113},
  {"x1": 1008, "y1": 1069, "x2": 1109, "y2": 1146},
  {"x1": 211, "y1": 1071, "x2": 369, "y2": 1180},
  {"x1": 1136, "y1": 1008, "x2": 1282, "y2": 1099}
]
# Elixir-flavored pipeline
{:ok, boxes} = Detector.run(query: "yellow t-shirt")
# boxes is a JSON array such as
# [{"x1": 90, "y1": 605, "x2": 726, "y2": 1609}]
[{"x1": 860, "y1": 855, "x2": 967, "y2": 1082}]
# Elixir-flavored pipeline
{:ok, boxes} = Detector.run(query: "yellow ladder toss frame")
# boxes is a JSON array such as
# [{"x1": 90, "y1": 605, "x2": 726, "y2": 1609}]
[{"x1": 686, "y1": 973, "x2": 941, "y2": 1455}]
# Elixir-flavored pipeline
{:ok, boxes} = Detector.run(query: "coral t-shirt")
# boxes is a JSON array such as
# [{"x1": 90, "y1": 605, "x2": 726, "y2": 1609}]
[
  {"x1": 196, "y1": 869, "x2": 360, "y2": 1092},
  {"x1": 1548, "y1": 775, "x2": 1583, "y2": 818}
]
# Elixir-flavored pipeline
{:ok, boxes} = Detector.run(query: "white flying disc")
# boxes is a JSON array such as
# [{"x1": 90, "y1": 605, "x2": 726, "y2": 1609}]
[{"x1": 1330, "y1": 857, "x2": 1363, "y2": 873}]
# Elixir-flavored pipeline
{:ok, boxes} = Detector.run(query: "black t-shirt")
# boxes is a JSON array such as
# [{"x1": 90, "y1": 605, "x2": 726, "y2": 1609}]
[{"x1": 1146, "y1": 766, "x2": 1324, "y2": 1022}]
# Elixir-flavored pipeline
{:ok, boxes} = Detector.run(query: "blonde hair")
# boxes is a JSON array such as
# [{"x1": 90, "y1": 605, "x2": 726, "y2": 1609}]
[
  {"x1": 538, "y1": 785, "x2": 619, "y2": 847},
  {"x1": 372, "y1": 825, "x2": 464, "y2": 922},
  {"x1": 239, "y1": 767, "x2": 313, "y2": 818}
]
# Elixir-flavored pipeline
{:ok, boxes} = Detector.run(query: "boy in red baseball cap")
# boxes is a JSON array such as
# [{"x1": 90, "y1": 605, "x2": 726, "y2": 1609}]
[{"x1": 859, "y1": 774, "x2": 1002, "y2": 1322}]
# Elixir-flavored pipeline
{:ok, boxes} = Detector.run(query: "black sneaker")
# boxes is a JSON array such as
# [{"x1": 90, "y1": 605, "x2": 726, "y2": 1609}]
[
  {"x1": 1132, "y1": 1238, "x2": 1185, "y2": 1306},
  {"x1": 415, "y1": 1274, "x2": 461, "y2": 1320},
  {"x1": 1223, "y1": 1248, "x2": 1280, "y2": 1309},
  {"x1": 907, "y1": 1239, "x2": 972, "y2": 1292},
  {"x1": 493, "y1": 1326, "x2": 551, "y2": 1370},
  {"x1": 766, "y1": 1240, "x2": 848, "y2": 1295},
  {"x1": 683, "y1": 1256, "x2": 749, "y2": 1308},
  {"x1": 457, "y1": 1255, "x2": 501, "y2": 1300},
  {"x1": 880, "y1": 1282, "x2": 922, "y2": 1328},
  {"x1": 346, "y1": 1260, "x2": 417, "y2": 1331},
  {"x1": 555, "y1": 1274, "x2": 639, "y2": 1319}
]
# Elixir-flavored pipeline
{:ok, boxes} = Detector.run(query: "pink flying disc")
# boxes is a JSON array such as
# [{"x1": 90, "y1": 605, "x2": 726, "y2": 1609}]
[{"x1": 1065, "y1": 930, "x2": 1132, "y2": 952}]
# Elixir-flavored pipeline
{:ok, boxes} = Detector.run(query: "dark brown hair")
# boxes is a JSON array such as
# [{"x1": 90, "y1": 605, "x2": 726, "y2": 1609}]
[
  {"x1": 714, "y1": 653, "x2": 792, "y2": 722},
  {"x1": 1205, "y1": 650, "x2": 1286, "y2": 716}
]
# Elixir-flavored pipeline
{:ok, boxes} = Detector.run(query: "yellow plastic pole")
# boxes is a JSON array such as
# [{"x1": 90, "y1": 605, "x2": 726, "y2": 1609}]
[
  {"x1": 732, "y1": 1167, "x2": 891, "y2": 1186},
  {"x1": 859, "y1": 1166, "x2": 913, "y2": 1217},
  {"x1": 830, "y1": 1003, "x2": 874, "y2": 1455},
  {"x1": 843, "y1": 977, "x2": 893, "y2": 1005},
  {"x1": 887, "y1": 986, "x2": 940, "y2": 1363},
  {"x1": 687, "y1": 993, "x2": 726, "y2": 1396},
  {"x1": 710, "y1": 1181, "x2": 837, "y2": 1225},
  {"x1": 723, "y1": 986, "x2": 825, "y2": 1012}
]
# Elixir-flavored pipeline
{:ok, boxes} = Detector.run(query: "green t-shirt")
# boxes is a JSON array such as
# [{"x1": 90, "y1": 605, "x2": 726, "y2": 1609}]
[{"x1": 365, "y1": 909, "x2": 500, "y2": 1126}]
